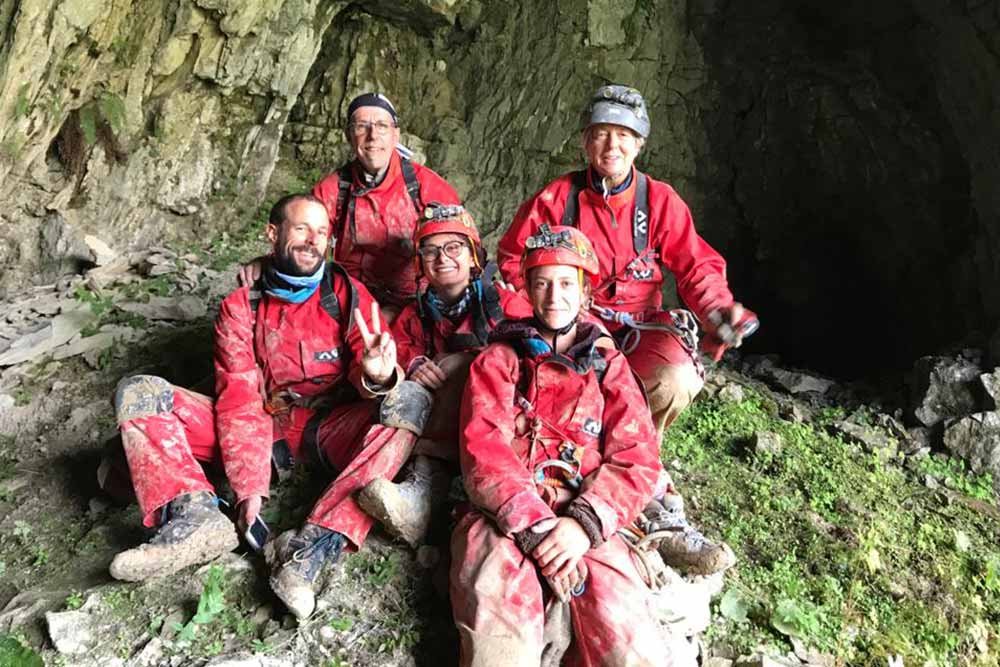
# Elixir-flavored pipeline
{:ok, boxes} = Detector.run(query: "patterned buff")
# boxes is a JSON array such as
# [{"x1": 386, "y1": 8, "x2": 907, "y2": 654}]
[
  {"x1": 426, "y1": 285, "x2": 472, "y2": 321},
  {"x1": 262, "y1": 262, "x2": 325, "y2": 304}
]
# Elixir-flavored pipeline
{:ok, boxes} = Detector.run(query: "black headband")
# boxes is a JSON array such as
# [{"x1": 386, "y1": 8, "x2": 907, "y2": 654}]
[{"x1": 346, "y1": 92, "x2": 398, "y2": 125}]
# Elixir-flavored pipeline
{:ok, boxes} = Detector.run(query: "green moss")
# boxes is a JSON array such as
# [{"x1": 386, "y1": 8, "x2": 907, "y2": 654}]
[{"x1": 664, "y1": 389, "x2": 1000, "y2": 665}]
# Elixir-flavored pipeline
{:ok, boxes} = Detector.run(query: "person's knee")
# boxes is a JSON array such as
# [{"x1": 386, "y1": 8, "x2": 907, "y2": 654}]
[
  {"x1": 643, "y1": 364, "x2": 703, "y2": 414},
  {"x1": 114, "y1": 375, "x2": 175, "y2": 424},
  {"x1": 379, "y1": 380, "x2": 434, "y2": 435}
]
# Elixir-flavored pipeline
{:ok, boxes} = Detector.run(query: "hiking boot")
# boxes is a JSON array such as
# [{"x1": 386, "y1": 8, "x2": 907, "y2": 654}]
[
  {"x1": 109, "y1": 491, "x2": 238, "y2": 582},
  {"x1": 643, "y1": 494, "x2": 736, "y2": 576},
  {"x1": 357, "y1": 455, "x2": 449, "y2": 548},
  {"x1": 268, "y1": 523, "x2": 345, "y2": 620}
]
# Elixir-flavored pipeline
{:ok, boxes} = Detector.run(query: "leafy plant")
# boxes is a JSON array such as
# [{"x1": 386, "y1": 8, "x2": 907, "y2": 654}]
[
  {"x1": 718, "y1": 588, "x2": 749, "y2": 623},
  {"x1": 73, "y1": 284, "x2": 114, "y2": 316},
  {"x1": 65, "y1": 591, "x2": 84, "y2": 610},
  {"x1": 175, "y1": 565, "x2": 226, "y2": 643},
  {"x1": 328, "y1": 616, "x2": 354, "y2": 632}
]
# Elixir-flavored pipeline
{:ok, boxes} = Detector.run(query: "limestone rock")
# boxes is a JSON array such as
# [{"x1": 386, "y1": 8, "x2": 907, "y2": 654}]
[
  {"x1": 904, "y1": 426, "x2": 935, "y2": 455},
  {"x1": 753, "y1": 431, "x2": 783, "y2": 456},
  {"x1": 704, "y1": 659, "x2": 735, "y2": 667},
  {"x1": 832, "y1": 421, "x2": 897, "y2": 457},
  {"x1": 203, "y1": 656, "x2": 295, "y2": 667},
  {"x1": 0, "y1": 303, "x2": 99, "y2": 366},
  {"x1": 735, "y1": 655, "x2": 800, "y2": 667},
  {"x1": 756, "y1": 361, "x2": 835, "y2": 395},
  {"x1": 83, "y1": 235, "x2": 117, "y2": 266},
  {"x1": 910, "y1": 355, "x2": 982, "y2": 427},
  {"x1": 718, "y1": 383, "x2": 746, "y2": 403},
  {"x1": 118, "y1": 296, "x2": 207, "y2": 321},
  {"x1": 791, "y1": 638, "x2": 834, "y2": 667},
  {"x1": 650, "y1": 566, "x2": 725, "y2": 638},
  {"x1": 981, "y1": 368, "x2": 1000, "y2": 409},
  {"x1": 51, "y1": 325, "x2": 137, "y2": 363},
  {"x1": 46, "y1": 609, "x2": 97, "y2": 655},
  {"x1": 943, "y1": 412, "x2": 1000, "y2": 492}
]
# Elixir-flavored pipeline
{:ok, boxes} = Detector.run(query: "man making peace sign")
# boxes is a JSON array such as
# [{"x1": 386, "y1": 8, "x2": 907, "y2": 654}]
[{"x1": 108, "y1": 193, "x2": 434, "y2": 620}]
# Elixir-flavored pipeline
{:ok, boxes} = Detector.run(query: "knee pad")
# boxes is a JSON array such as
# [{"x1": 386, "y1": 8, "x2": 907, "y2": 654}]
[
  {"x1": 114, "y1": 375, "x2": 174, "y2": 424},
  {"x1": 379, "y1": 380, "x2": 434, "y2": 435},
  {"x1": 644, "y1": 365, "x2": 703, "y2": 414}
]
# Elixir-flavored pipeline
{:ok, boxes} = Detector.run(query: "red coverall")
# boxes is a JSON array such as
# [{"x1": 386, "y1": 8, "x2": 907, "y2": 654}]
[
  {"x1": 451, "y1": 319, "x2": 667, "y2": 666},
  {"x1": 313, "y1": 152, "x2": 461, "y2": 313},
  {"x1": 391, "y1": 278, "x2": 533, "y2": 459},
  {"x1": 117, "y1": 266, "x2": 414, "y2": 550},
  {"x1": 497, "y1": 167, "x2": 736, "y2": 433}
]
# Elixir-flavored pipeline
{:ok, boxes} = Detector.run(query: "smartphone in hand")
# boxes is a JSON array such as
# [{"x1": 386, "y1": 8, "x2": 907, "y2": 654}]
[{"x1": 244, "y1": 515, "x2": 270, "y2": 552}]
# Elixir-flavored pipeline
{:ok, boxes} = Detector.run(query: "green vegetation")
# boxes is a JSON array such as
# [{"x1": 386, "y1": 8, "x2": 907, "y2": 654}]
[
  {"x1": 13, "y1": 83, "x2": 31, "y2": 120},
  {"x1": 78, "y1": 92, "x2": 127, "y2": 148},
  {"x1": 175, "y1": 565, "x2": 227, "y2": 643},
  {"x1": 663, "y1": 387, "x2": 1000, "y2": 666},
  {"x1": 0, "y1": 635, "x2": 42, "y2": 667},
  {"x1": 348, "y1": 552, "x2": 402, "y2": 588},
  {"x1": 64, "y1": 591, "x2": 84, "y2": 610}
]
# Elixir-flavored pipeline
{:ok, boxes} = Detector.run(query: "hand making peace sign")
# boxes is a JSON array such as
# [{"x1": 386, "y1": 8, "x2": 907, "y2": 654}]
[{"x1": 354, "y1": 301, "x2": 397, "y2": 385}]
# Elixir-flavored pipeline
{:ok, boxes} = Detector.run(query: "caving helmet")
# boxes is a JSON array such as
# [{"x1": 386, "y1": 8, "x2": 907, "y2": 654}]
[
  {"x1": 413, "y1": 202, "x2": 484, "y2": 274},
  {"x1": 580, "y1": 84, "x2": 650, "y2": 138},
  {"x1": 520, "y1": 224, "x2": 600, "y2": 289}
]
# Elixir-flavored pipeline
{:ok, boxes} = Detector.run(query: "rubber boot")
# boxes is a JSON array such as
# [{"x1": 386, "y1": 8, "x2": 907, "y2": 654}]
[
  {"x1": 109, "y1": 491, "x2": 238, "y2": 582},
  {"x1": 268, "y1": 523, "x2": 345, "y2": 620},
  {"x1": 357, "y1": 455, "x2": 449, "y2": 547},
  {"x1": 643, "y1": 494, "x2": 736, "y2": 576}
]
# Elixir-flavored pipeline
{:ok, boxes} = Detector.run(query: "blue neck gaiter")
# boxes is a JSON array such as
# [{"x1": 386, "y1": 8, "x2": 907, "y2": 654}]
[{"x1": 263, "y1": 262, "x2": 325, "y2": 304}]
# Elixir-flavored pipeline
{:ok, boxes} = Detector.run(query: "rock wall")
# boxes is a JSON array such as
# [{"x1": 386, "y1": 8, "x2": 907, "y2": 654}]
[{"x1": 2, "y1": 0, "x2": 1000, "y2": 376}]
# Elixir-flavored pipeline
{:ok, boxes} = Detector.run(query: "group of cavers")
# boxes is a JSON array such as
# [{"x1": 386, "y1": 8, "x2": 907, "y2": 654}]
[{"x1": 102, "y1": 85, "x2": 758, "y2": 666}]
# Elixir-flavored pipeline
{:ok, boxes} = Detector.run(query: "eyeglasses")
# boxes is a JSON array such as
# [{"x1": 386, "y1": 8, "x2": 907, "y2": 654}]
[
  {"x1": 348, "y1": 120, "x2": 395, "y2": 137},
  {"x1": 417, "y1": 241, "x2": 468, "y2": 260}
]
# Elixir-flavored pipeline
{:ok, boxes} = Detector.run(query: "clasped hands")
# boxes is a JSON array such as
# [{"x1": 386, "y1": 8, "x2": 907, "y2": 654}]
[{"x1": 529, "y1": 517, "x2": 592, "y2": 603}]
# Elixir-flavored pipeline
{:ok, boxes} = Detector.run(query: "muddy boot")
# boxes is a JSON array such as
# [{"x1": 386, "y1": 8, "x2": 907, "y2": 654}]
[
  {"x1": 268, "y1": 523, "x2": 345, "y2": 620},
  {"x1": 109, "y1": 491, "x2": 238, "y2": 582},
  {"x1": 643, "y1": 494, "x2": 736, "y2": 576},
  {"x1": 357, "y1": 455, "x2": 449, "y2": 548}
]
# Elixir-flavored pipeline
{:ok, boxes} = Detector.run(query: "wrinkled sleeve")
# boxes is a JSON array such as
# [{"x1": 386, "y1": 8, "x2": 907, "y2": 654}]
[
  {"x1": 577, "y1": 350, "x2": 661, "y2": 541},
  {"x1": 390, "y1": 304, "x2": 429, "y2": 375},
  {"x1": 655, "y1": 185, "x2": 734, "y2": 321},
  {"x1": 460, "y1": 345, "x2": 556, "y2": 535},
  {"x1": 214, "y1": 290, "x2": 272, "y2": 502},
  {"x1": 343, "y1": 277, "x2": 401, "y2": 397}
]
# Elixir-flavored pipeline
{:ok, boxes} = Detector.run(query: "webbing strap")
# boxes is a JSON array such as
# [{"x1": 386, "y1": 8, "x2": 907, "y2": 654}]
[
  {"x1": 560, "y1": 169, "x2": 650, "y2": 255},
  {"x1": 335, "y1": 158, "x2": 423, "y2": 246},
  {"x1": 399, "y1": 158, "x2": 423, "y2": 213}
]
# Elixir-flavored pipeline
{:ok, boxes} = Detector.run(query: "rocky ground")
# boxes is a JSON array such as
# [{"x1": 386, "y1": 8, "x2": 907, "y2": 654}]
[{"x1": 0, "y1": 219, "x2": 999, "y2": 667}]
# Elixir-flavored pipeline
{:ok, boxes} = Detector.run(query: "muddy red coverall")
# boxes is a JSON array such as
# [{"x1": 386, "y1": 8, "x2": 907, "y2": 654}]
[
  {"x1": 450, "y1": 319, "x2": 667, "y2": 666},
  {"x1": 313, "y1": 152, "x2": 461, "y2": 311},
  {"x1": 497, "y1": 167, "x2": 736, "y2": 433},
  {"x1": 117, "y1": 264, "x2": 414, "y2": 550},
  {"x1": 391, "y1": 277, "x2": 532, "y2": 459}
]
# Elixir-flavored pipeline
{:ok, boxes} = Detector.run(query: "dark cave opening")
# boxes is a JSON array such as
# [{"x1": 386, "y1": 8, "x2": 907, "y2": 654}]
[{"x1": 696, "y1": 0, "x2": 989, "y2": 379}]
